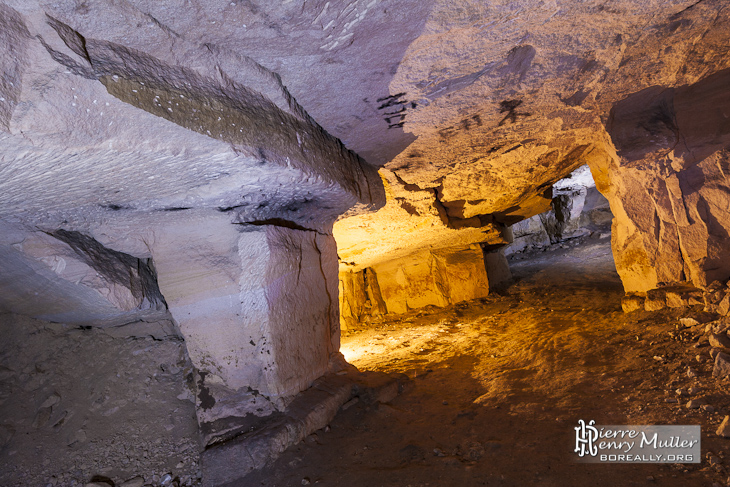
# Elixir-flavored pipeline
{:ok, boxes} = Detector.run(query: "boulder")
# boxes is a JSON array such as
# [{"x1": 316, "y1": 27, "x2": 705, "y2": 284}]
[{"x1": 713, "y1": 352, "x2": 730, "y2": 378}]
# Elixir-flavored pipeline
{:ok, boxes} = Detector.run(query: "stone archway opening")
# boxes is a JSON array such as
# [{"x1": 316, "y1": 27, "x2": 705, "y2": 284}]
[
  {"x1": 335, "y1": 162, "x2": 619, "y2": 380},
  {"x1": 269, "y1": 153, "x2": 729, "y2": 487}
]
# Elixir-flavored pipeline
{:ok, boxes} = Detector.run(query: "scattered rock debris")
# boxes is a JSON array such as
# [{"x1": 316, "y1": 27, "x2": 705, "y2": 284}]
[
  {"x1": 0, "y1": 314, "x2": 201, "y2": 487},
  {"x1": 246, "y1": 239, "x2": 730, "y2": 486}
]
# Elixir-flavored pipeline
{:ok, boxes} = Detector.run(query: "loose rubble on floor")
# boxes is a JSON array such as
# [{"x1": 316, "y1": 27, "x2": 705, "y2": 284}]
[
  {"x1": 245, "y1": 238, "x2": 730, "y2": 487},
  {"x1": 3, "y1": 231, "x2": 729, "y2": 487},
  {"x1": 0, "y1": 314, "x2": 202, "y2": 487}
]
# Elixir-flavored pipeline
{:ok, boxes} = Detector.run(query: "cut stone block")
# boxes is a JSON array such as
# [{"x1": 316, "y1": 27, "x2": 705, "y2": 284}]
[
  {"x1": 621, "y1": 294, "x2": 645, "y2": 313},
  {"x1": 372, "y1": 246, "x2": 490, "y2": 315},
  {"x1": 149, "y1": 211, "x2": 339, "y2": 427}
]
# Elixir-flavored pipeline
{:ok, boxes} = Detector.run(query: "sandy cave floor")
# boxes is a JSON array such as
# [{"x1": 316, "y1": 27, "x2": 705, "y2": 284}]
[
  {"x1": 0, "y1": 317, "x2": 202, "y2": 487},
  {"x1": 241, "y1": 237, "x2": 730, "y2": 487}
]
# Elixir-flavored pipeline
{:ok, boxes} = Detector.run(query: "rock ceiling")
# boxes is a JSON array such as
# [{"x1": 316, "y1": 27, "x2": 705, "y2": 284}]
[
  {"x1": 2, "y1": 0, "x2": 730, "y2": 268},
  {"x1": 2, "y1": 2, "x2": 730, "y2": 482}
]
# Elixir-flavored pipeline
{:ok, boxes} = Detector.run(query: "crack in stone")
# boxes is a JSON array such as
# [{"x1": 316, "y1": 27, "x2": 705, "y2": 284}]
[{"x1": 312, "y1": 234, "x2": 336, "y2": 347}]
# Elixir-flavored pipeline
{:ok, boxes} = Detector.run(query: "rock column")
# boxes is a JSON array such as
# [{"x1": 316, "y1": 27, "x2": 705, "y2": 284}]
[
  {"x1": 149, "y1": 211, "x2": 339, "y2": 427},
  {"x1": 594, "y1": 69, "x2": 730, "y2": 294}
]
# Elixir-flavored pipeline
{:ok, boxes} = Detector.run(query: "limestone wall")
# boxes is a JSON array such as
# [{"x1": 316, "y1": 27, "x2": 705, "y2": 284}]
[
  {"x1": 596, "y1": 69, "x2": 730, "y2": 295},
  {"x1": 340, "y1": 245, "x2": 509, "y2": 330}
]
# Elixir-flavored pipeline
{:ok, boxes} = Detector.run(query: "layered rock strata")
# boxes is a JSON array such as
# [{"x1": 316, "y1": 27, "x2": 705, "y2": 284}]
[
  {"x1": 0, "y1": 0, "x2": 382, "y2": 456},
  {"x1": 597, "y1": 69, "x2": 730, "y2": 296}
]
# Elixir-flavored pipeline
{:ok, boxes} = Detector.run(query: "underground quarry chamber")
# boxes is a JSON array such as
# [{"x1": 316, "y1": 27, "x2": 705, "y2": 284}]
[{"x1": 1, "y1": 1, "x2": 730, "y2": 486}]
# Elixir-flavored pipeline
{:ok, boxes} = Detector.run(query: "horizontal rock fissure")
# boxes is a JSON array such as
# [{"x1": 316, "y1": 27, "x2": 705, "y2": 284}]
[
  {"x1": 235, "y1": 218, "x2": 327, "y2": 234},
  {"x1": 50, "y1": 229, "x2": 167, "y2": 308}
]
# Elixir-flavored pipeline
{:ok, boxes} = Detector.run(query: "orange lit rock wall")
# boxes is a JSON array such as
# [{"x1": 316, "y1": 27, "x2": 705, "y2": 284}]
[
  {"x1": 339, "y1": 245, "x2": 493, "y2": 330},
  {"x1": 596, "y1": 69, "x2": 730, "y2": 294}
]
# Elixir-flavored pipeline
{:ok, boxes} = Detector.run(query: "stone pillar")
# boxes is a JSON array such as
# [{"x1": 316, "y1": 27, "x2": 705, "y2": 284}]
[
  {"x1": 592, "y1": 149, "x2": 730, "y2": 294},
  {"x1": 595, "y1": 69, "x2": 730, "y2": 294},
  {"x1": 483, "y1": 246, "x2": 512, "y2": 290},
  {"x1": 148, "y1": 210, "x2": 339, "y2": 428}
]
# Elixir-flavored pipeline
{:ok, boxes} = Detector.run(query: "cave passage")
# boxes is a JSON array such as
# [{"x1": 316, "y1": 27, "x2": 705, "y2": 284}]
[
  {"x1": 3, "y1": 2, "x2": 730, "y2": 486},
  {"x1": 243, "y1": 237, "x2": 730, "y2": 487}
]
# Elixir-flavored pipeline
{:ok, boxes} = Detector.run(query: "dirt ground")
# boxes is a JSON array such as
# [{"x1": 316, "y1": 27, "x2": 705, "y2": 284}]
[
  {"x1": 243, "y1": 237, "x2": 730, "y2": 487},
  {"x1": 0, "y1": 315, "x2": 202, "y2": 487}
]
